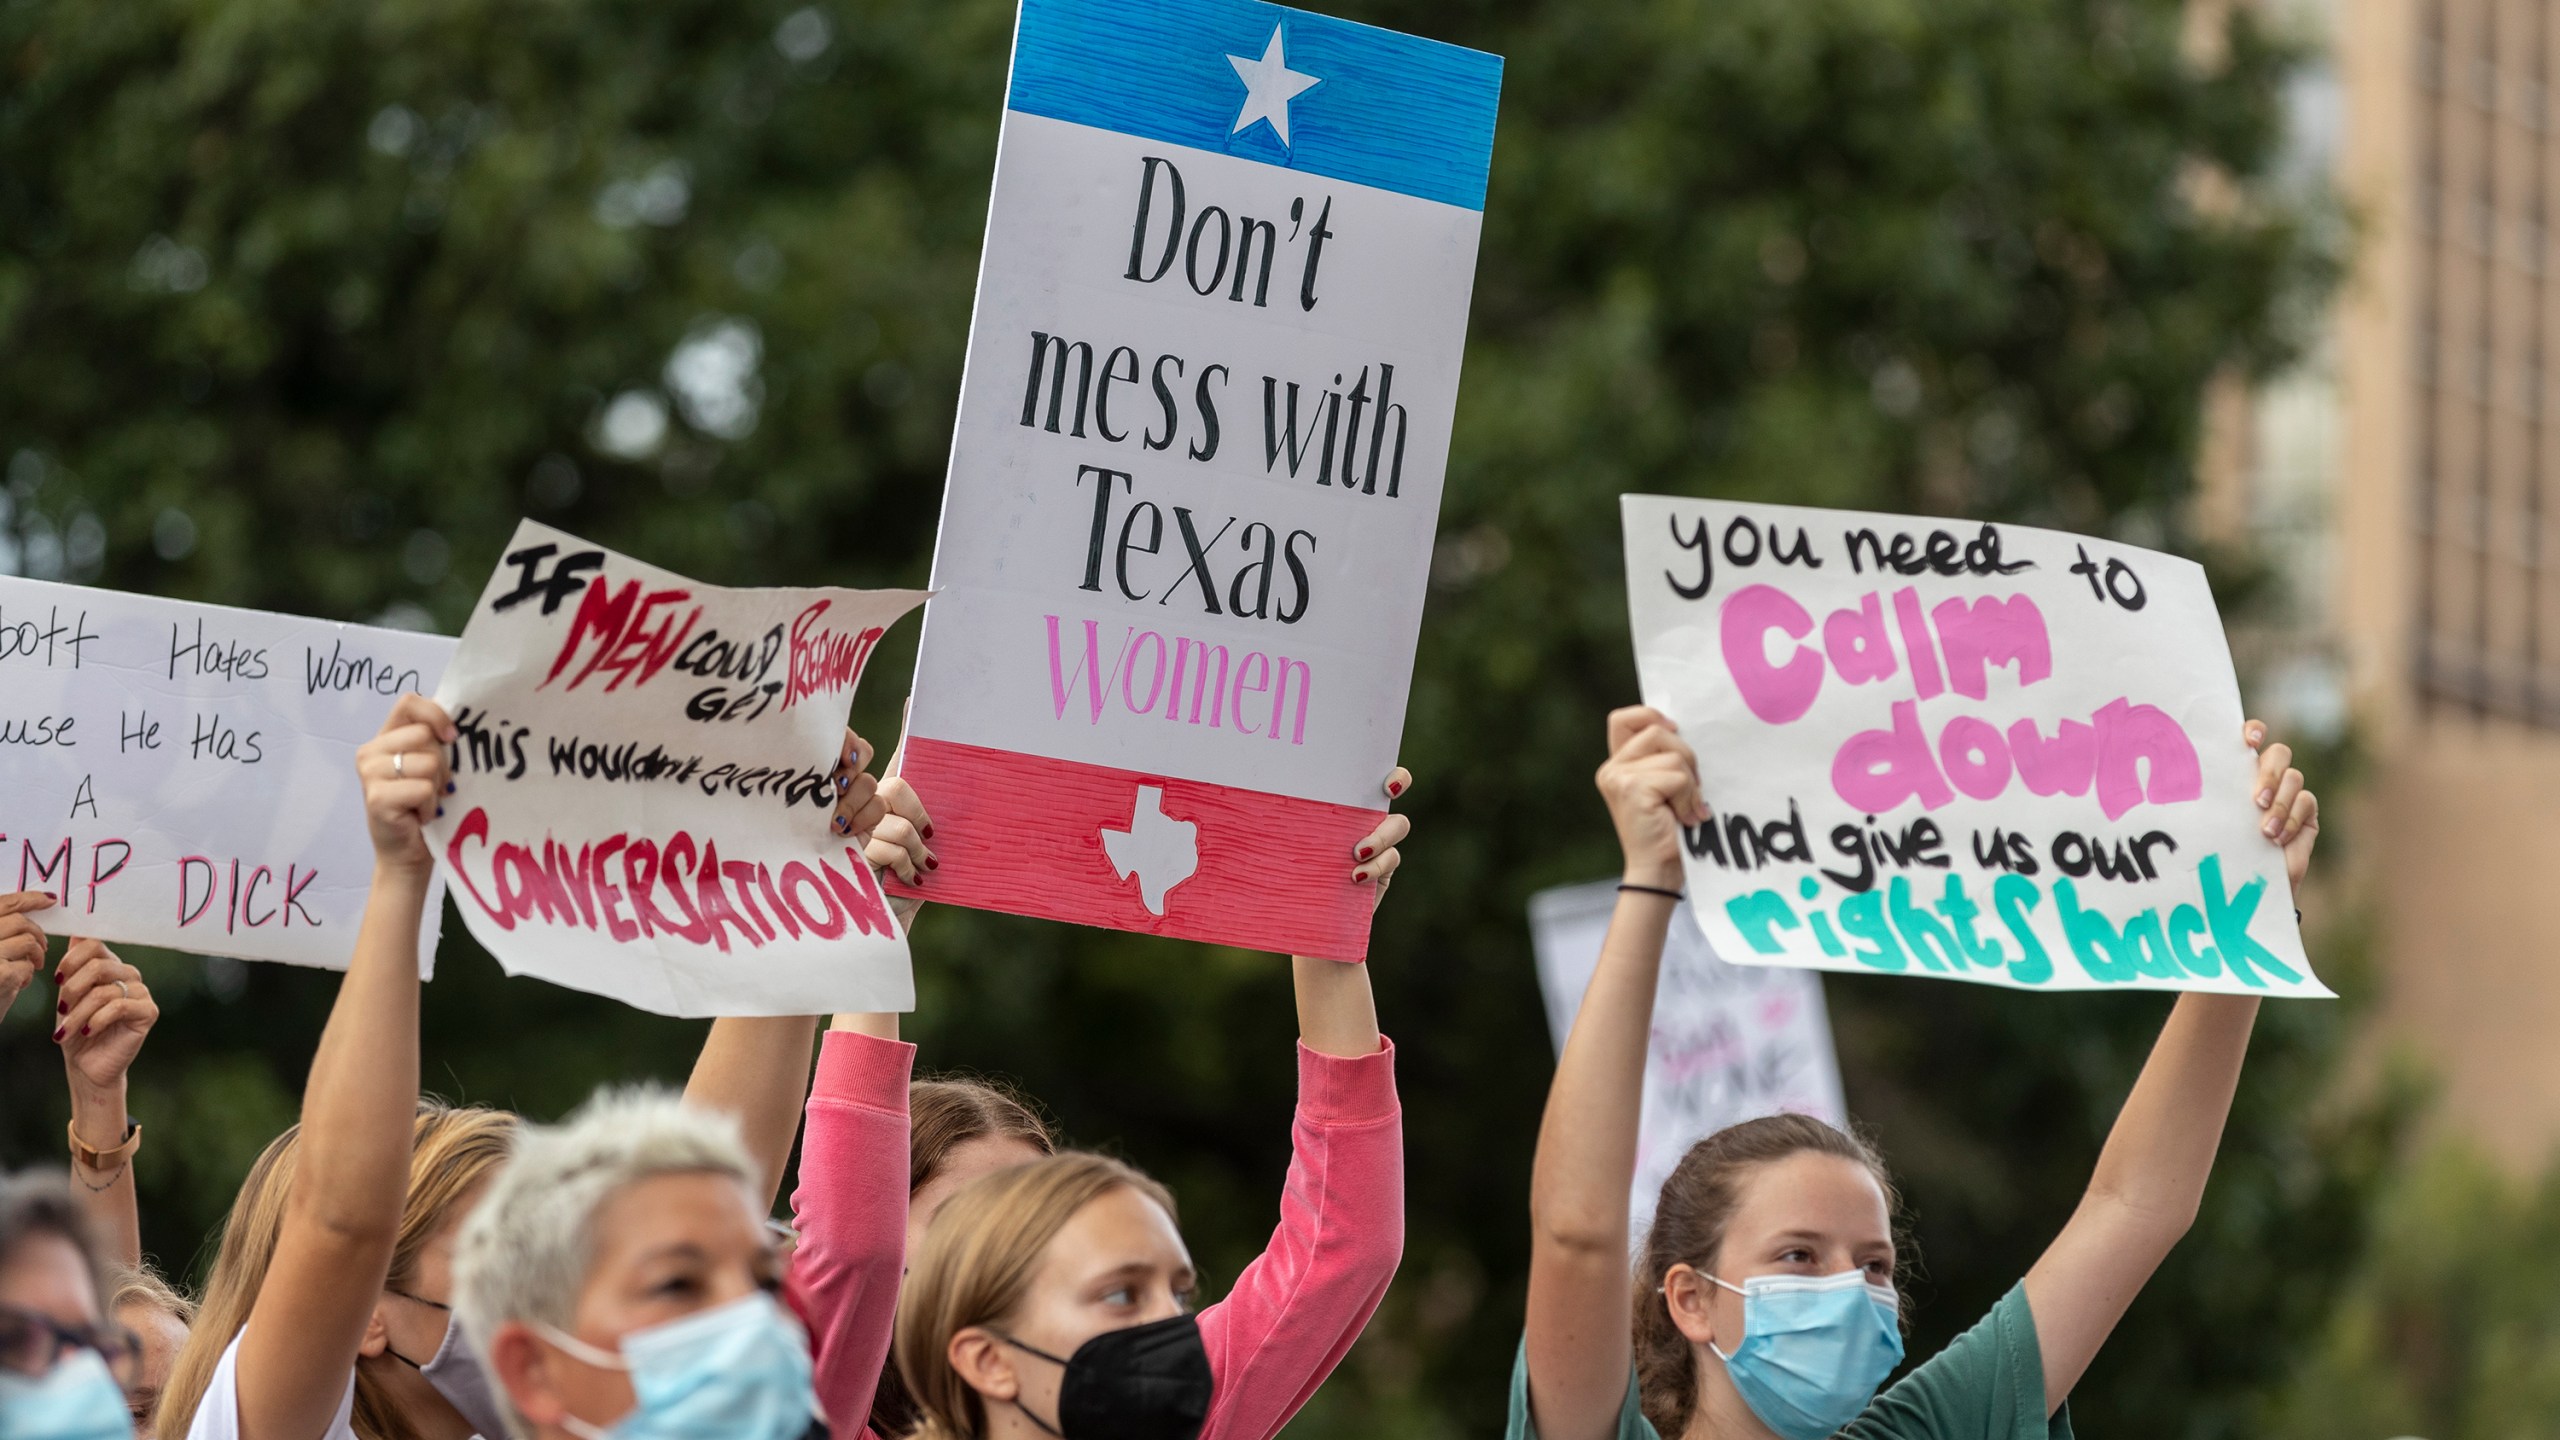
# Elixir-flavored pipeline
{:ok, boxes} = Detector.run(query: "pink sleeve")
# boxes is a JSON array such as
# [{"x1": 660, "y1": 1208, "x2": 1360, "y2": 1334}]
[
  {"x1": 787, "y1": 1030, "x2": 913, "y2": 1438},
  {"x1": 1196, "y1": 1036, "x2": 1405, "y2": 1440}
]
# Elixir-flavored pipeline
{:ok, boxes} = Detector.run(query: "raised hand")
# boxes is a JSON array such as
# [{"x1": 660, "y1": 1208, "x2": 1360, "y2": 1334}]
[
  {"x1": 1594, "y1": 706, "x2": 1707, "y2": 890},
  {"x1": 55, "y1": 938, "x2": 158, "y2": 1091},
  {"x1": 829, "y1": 728, "x2": 890, "y2": 840},
  {"x1": 0, "y1": 889, "x2": 50, "y2": 1024},
  {"x1": 355, "y1": 694, "x2": 458, "y2": 871},
  {"x1": 2245, "y1": 719, "x2": 2319, "y2": 893}
]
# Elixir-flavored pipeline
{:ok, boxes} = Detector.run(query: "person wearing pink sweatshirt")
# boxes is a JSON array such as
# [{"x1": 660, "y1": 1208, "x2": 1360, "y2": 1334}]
[{"x1": 787, "y1": 765, "x2": 1413, "y2": 1440}]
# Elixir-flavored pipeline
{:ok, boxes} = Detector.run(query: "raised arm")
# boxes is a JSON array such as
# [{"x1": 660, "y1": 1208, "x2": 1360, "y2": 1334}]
[
  {"x1": 230, "y1": 695, "x2": 453, "y2": 1440},
  {"x1": 56, "y1": 938, "x2": 161, "y2": 1269},
  {"x1": 685, "y1": 728, "x2": 904, "y2": 1209},
  {"x1": 1193, "y1": 772, "x2": 1409, "y2": 1439},
  {"x1": 1523, "y1": 707, "x2": 1706, "y2": 1440},
  {"x1": 2021, "y1": 720, "x2": 2317, "y2": 1412}
]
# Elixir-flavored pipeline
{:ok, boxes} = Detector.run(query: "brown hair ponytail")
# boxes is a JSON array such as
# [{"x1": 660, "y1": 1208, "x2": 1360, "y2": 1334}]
[{"x1": 1630, "y1": 1114, "x2": 1898, "y2": 1437}]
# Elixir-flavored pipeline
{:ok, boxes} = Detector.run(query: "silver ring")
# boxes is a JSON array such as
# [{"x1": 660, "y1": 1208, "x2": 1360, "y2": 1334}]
[
  {"x1": 393, "y1": 751, "x2": 406, "y2": 779},
  {"x1": 112, "y1": 980, "x2": 129, "y2": 998}
]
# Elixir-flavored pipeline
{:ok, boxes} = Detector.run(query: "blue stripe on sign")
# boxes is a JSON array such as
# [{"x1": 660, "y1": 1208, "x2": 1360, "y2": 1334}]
[{"x1": 1008, "y1": 0, "x2": 1502, "y2": 212}]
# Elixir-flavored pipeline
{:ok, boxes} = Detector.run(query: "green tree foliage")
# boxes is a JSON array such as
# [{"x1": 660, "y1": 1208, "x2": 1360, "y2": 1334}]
[
  {"x1": 1, "y1": 0, "x2": 2375, "y2": 1433},
  {"x1": 2264, "y1": 1134, "x2": 2560, "y2": 1439}
]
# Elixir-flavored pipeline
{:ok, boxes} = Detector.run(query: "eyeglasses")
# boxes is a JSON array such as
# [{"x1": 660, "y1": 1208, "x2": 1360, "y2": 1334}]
[{"x1": 0, "y1": 1305, "x2": 140, "y2": 1387}]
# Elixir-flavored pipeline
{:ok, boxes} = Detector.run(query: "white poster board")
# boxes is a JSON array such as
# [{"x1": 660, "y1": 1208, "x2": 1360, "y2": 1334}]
[
  {"x1": 1530, "y1": 880, "x2": 1846, "y2": 1234},
  {"x1": 896, "y1": 0, "x2": 1503, "y2": 959},
  {"x1": 1623, "y1": 496, "x2": 2326, "y2": 996},
  {"x1": 0, "y1": 576, "x2": 451, "y2": 971},
  {"x1": 425, "y1": 522, "x2": 925, "y2": 1017}
]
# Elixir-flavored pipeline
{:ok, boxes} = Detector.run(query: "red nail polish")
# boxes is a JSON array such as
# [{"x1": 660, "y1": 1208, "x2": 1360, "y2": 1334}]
[
  {"x1": 1358, "y1": 846, "x2": 1374, "y2": 860},
  {"x1": 79, "y1": 1025, "x2": 88, "y2": 1036},
  {"x1": 51, "y1": 1028, "x2": 63, "y2": 1042},
  {"x1": 1351, "y1": 869, "x2": 1366, "y2": 882},
  {"x1": 56, "y1": 1001, "x2": 66, "y2": 1014},
  {"x1": 921, "y1": 824, "x2": 935, "y2": 840},
  {"x1": 924, "y1": 855, "x2": 939, "y2": 870},
  {"x1": 1388, "y1": 782, "x2": 1403, "y2": 796}
]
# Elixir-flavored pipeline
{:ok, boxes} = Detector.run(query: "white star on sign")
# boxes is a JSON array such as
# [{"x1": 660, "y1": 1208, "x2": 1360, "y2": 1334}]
[{"x1": 1227, "y1": 24, "x2": 1320, "y2": 148}]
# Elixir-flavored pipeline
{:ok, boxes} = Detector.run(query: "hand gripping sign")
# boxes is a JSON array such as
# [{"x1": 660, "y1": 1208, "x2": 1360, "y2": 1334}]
[
  {"x1": 1622, "y1": 496, "x2": 2329, "y2": 998},
  {"x1": 0, "y1": 576, "x2": 452, "y2": 971},
  {"x1": 426, "y1": 522, "x2": 926, "y2": 1017},
  {"x1": 894, "y1": 0, "x2": 1502, "y2": 959}
]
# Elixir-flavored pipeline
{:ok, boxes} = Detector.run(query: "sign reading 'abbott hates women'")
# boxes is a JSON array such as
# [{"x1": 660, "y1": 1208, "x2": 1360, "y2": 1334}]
[
  {"x1": 1623, "y1": 496, "x2": 2329, "y2": 998},
  {"x1": 0, "y1": 576, "x2": 453, "y2": 972},
  {"x1": 426, "y1": 522, "x2": 926, "y2": 1017},
  {"x1": 895, "y1": 0, "x2": 1501, "y2": 959}
]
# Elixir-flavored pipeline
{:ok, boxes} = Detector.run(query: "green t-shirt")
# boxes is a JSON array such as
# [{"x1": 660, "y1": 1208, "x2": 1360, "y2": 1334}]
[{"x1": 1504, "y1": 1280, "x2": 2073, "y2": 1440}]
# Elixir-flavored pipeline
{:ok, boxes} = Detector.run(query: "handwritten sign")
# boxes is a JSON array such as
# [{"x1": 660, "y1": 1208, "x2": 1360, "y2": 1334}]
[
  {"x1": 1623, "y1": 496, "x2": 2327, "y2": 997},
  {"x1": 425, "y1": 522, "x2": 926, "y2": 1017},
  {"x1": 0, "y1": 576, "x2": 452, "y2": 972},
  {"x1": 894, "y1": 0, "x2": 1502, "y2": 958},
  {"x1": 1529, "y1": 880, "x2": 1846, "y2": 1235}
]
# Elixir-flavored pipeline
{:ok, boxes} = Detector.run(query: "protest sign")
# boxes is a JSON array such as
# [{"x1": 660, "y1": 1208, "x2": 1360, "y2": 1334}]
[
  {"x1": 1530, "y1": 880, "x2": 1846, "y2": 1234},
  {"x1": 425, "y1": 521, "x2": 926, "y2": 1017},
  {"x1": 0, "y1": 576, "x2": 452, "y2": 971},
  {"x1": 895, "y1": 0, "x2": 1502, "y2": 959},
  {"x1": 1622, "y1": 496, "x2": 2328, "y2": 997}
]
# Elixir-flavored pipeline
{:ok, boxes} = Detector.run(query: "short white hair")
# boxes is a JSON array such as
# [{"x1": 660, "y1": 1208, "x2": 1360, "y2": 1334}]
[{"x1": 452, "y1": 1087, "x2": 761, "y2": 1438}]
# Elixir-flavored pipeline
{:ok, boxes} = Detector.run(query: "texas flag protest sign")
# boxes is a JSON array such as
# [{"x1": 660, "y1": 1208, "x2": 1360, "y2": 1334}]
[
  {"x1": 426, "y1": 522, "x2": 926, "y2": 1017},
  {"x1": 896, "y1": 0, "x2": 1501, "y2": 958},
  {"x1": 1623, "y1": 496, "x2": 2329, "y2": 998}
]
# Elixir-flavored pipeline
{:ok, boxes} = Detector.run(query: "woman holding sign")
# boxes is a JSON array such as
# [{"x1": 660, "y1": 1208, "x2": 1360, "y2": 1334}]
[
  {"x1": 785, "y1": 762, "x2": 1412, "y2": 1440},
  {"x1": 158, "y1": 699, "x2": 900, "y2": 1440},
  {"x1": 1512, "y1": 706, "x2": 2317, "y2": 1440}
]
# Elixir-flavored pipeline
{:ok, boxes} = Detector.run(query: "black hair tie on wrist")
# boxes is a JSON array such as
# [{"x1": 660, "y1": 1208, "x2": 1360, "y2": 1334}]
[{"x1": 1618, "y1": 882, "x2": 1685, "y2": 902}]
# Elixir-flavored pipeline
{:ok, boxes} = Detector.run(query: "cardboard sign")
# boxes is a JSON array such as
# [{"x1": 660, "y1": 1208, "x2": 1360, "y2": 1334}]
[
  {"x1": 1622, "y1": 496, "x2": 2327, "y2": 997},
  {"x1": 1529, "y1": 880, "x2": 1846, "y2": 1235},
  {"x1": 0, "y1": 576, "x2": 452, "y2": 971},
  {"x1": 425, "y1": 522, "x2": 926, "y2": 1017},
  {"x1": 895, "y1": 0, "x2": 1502, "y2": 958}
]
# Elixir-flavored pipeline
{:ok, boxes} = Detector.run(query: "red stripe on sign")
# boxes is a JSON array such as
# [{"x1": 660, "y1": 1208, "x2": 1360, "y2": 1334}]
[{"x1": 884, "y1": 737, "x2": 1379, "y2": 960}]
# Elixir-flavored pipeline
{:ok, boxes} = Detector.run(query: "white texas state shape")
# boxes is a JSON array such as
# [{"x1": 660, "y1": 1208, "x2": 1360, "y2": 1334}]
[{"x1": 1100, "y1": 785, "x2": 1199, "y2": 916}]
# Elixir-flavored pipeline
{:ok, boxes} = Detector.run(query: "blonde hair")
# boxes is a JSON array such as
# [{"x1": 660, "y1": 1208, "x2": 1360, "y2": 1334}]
[
  {"x1": 453, "y1": 1087, "x2": 761, "y2": 1440},
  {"x1": 892, "y1": 1152, "x2": 1176, "y2": 1440},
  {"x1": 157, "y1": 1103, "x2": 516, "y2": 1440},
  {"x1": 107, "y1": 1261, "x2": 196, "y2": 1325}
]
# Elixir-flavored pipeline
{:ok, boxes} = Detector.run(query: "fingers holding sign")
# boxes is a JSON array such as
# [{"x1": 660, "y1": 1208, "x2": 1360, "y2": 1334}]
[
  {"x1": 55, "y1": 938, "x2": 157, "y2": 1086},
  {"x1": 2246, "y1": 720, "x2": 2320, "y2": 894},
  {"x1": 0, "y1": 889, "x2": 54, "y2": 1024},
  {"x1": 830, "y1": 729, "x2": 885, "y2": 839},
  {"x1": 356, "y1": 695, "x2": 457, "y2": 871},
  {"x1": 1352, "y1": 768, "x2": 1412, "y2": 911},
  {"x1": 1596, "y1": 706, "x2": 1706, "y2": 890}
]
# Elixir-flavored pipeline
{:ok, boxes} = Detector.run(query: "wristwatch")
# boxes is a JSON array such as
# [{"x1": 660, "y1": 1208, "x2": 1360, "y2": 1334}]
[{"x1": 67, "y1": 1119, "x2": 140, "y2": 1172}]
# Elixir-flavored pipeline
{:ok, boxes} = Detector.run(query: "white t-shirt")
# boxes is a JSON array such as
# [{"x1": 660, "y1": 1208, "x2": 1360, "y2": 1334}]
[{"x1": 183, "y1": 1334, "x2": 359, "y2": 1440}]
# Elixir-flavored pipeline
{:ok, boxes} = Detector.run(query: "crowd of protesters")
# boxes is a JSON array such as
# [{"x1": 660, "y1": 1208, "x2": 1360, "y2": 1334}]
[{"x1": 0, "y1": 692, "x2": 2316, "y2": 1440}]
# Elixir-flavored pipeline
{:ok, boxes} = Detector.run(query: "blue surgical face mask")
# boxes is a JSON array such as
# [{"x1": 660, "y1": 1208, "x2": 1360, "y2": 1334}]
[
  {"x1": 540, "y1": 1291, "x2": 819, "y2": 1440},
  {"x1": 0, "y1": 1348, "x2": 134, "y2": 1440},
  {"x1": 1704, "y1": 1270, "x2": 1903, "y2": 1440}
]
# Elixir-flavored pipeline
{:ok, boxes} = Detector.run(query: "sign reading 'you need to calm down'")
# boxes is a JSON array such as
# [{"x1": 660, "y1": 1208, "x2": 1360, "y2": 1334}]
[
  {"x1": 1623, "y1": 497, "x2": 2328, "y2": 998},
  {"x1": 896, "y1": 0, "x2": 1502, "y2": 960}
]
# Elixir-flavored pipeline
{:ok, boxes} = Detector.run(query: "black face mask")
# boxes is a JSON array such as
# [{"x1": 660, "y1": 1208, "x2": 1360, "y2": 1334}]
[{"x1": 995, "y1": 1314, "x2": 1212, "y2": 1440}]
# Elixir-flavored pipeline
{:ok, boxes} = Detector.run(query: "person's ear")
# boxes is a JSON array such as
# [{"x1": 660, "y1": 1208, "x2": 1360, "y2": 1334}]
[
  {"x1": 948, "y1": 1326, "x2": 1020, "y2": 1404},
  {"x1": 489, "y1": 1322, "x2": 569, "y2": 1427},
  {"x1": 1663, "y1": 1264, "x2": 1722, "y2": 1349},
  {"x1": 358, "y1": 1301, "x2": 393, "y2": 1360}
]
